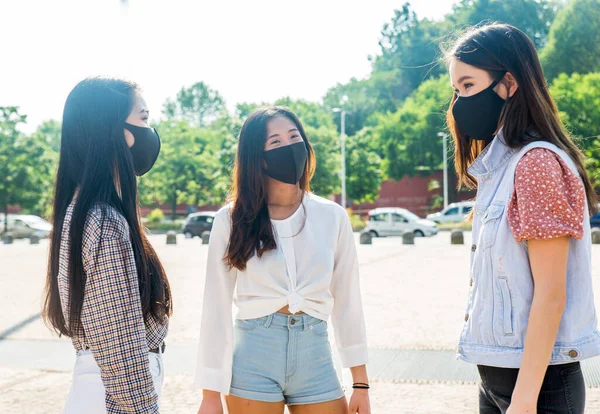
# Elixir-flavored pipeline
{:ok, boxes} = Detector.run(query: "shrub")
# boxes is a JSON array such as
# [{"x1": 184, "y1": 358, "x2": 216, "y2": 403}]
[
  {"x1": 350, "y1": 214, "x2": 366, "y2": 232},
  {"x1": 147, "y1": 208, "x2": 165, "y2": 224}
]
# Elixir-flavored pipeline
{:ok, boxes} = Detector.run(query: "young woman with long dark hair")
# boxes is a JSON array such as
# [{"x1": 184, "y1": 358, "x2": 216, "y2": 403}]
[
  {"x1": 447, "y1": 24, "x2": 600, "y2": 413},
  {"x1": 43, "y1": 77, "x2": 172, "y2": 413},
  {"x1": 195, "y1": 107, "x2": 370, "y2": 414}
]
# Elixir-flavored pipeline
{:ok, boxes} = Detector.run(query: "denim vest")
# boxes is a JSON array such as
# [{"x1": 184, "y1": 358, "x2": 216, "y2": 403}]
[{"x1": 457, "y1": 132, "x2": 600, "y2": 368}]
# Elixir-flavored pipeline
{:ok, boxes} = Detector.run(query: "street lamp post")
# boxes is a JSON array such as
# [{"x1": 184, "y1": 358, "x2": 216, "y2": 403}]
[
  {"x1": 438, "y1": 132, "x2": 449, "y2": 209},
  {"x1": 333, "y1": 98, "x2": 349, "y2": 209}
]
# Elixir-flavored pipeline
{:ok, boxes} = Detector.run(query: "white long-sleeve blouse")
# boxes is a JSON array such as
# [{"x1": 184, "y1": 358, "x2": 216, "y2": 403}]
[{"x1": 194, "y1": 193, "x2": 368, "y2": 394}]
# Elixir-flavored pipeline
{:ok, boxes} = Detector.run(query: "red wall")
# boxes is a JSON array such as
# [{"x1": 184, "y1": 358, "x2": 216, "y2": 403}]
[
  {"x1": 338, "y1": 171, "x2": 475, "y2": 218},
  {"x1": 141, "y1": 171, "x2": 475, "y2": 219}
]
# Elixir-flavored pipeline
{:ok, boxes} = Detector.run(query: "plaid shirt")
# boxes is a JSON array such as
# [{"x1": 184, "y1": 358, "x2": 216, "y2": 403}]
[{"x1": 58, "y1": 202, "x2": 168, "y2": 413}]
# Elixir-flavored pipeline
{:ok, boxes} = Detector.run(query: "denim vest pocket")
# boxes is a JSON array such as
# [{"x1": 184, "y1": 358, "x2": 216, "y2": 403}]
[
  {"x1": 497, "y1": 277, "x2": 514, "y2": 335},
  {"x1": 481, "y1": 205, "x2": 505, "y2": 250}
]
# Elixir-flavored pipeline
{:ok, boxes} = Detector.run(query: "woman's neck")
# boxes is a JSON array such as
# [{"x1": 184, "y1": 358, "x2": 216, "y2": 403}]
[{"x1": 267, "y1": 179, "x2": 302, "y2": 206}]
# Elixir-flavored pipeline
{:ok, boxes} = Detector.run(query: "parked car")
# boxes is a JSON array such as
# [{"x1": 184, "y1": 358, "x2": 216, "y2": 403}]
[
  {"x1": 364, "y1": 207, "x2": 438, "y2": 238},
  {"x1": 0, "y1": 214, "x2": 53, "y2": 239},
  {"x1": 182, "y1": 212, "x2": 217, "y2": 238},
  {"x1": 591, "y1": 205, "x2": 600, "y2": 228},
  {"x1": 426, "y1": 201, "x2": 475, "y2": 224}
]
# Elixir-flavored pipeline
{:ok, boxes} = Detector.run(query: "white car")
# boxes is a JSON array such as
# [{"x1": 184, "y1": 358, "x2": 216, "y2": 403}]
[
  {"x1": 364, "y1": 208, "x2": 439, "y2": 238},
  {"x1": 426, "y1": 201, "x2": 475, "y2": 224},
  {"x1": 0, "y1": 214, "x2": 53, "y2": 239}
]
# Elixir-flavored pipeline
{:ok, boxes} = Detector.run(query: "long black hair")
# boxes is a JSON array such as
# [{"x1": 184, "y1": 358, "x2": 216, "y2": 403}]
[
  {"x1": 225, "y1": 107, "x2": 316, "y2": 271},
  {"x1": 43, "y1": 77, "x2": 172, "y2": 337},
  {"x1": 444, "y1": 24, "x2": 597, "y2": 214}
]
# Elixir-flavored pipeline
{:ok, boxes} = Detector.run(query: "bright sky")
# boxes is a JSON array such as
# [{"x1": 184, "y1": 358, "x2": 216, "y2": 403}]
[{"x1": 0, "y1": 0, "x2": 457, "y2": 132}]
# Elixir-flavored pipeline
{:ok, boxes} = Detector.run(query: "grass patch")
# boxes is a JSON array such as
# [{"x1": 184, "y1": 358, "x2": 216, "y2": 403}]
[
  {"x1": 145, "y1": 221, "x2": 184, "y2": 233},
  {"x1": 438, "y1": 221, "x2": 472, "y2": 231}
]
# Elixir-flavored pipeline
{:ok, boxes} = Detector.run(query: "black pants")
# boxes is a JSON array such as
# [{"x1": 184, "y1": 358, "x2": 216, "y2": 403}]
[{"x1": 478, "y1": 363, "x2": 585, "y2": 414}]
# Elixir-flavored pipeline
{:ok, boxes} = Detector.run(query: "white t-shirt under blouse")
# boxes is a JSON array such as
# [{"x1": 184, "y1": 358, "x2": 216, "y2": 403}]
[{"x1": 194, "y1": 193, "x2": 369, "y2": 394}]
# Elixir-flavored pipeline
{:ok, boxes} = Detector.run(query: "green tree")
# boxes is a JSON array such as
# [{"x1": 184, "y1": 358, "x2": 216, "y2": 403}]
[
  {"x1": 33, "y1": 120, "x2": 61, "y2": 152},
  {"x1": 325, "y1": 0, "x2": 559, "y2": 131},
  {"x1": 305, "y1": 125, "x2": 340, "y2": 197},
  {"x1": 208, "y1": 114, "x2": 240, "y2": 204},
  {"x1": 29, "y1": 120, "x2": 61, "y2": 217},
  {"x1": 540, "y1": 0, "x2": 600, "y2": 80},
  {"x1": 549, "y1": 72, "x2": 600, "y2": 190},
  {"x1": 586, "y1": 140, "x2": 600, "y2": 192},
  {"x1": 235, "y1": 102, "x2": 266, "y2": 119},
  {"x1": 448, "y1": 0, "x2": 559, "y2": 49},
  {"x1": 139, "y1": 119, "x2": 223, "y2": 219},
  {"x1": 0, "y1": 108, "x2": 54, "y2": 231},
  {"x1": 371, "y1": 4, "x2": 447, "y2": 107},
  {"x1": 322, "y1": 78, "x2": 381, "y2": 136},
  {"x1": 163, "y1": 82, "x2": 226, "y2": 127},
  {"x1": 345, "y1": 127, "x2": 383, "y2": 206},
  {"x1": 550, "y1": 72, "x2": 600, "y2": 149},
  {"x1": 274, "y1": 98, "x2": 336, "y2": 130},
  {"x1": 374, "y1": 75, "x2": 452, "y2": 180}
]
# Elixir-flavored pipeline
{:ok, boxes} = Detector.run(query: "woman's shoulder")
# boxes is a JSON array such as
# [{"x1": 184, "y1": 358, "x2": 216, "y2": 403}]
[
  {"x1": 214, "y1": 202, "x2": 233, "y2": 218},
  {"x1": 516, "y1": 147, "x2": 569, "y2": 178},
  {"x1": 85, "y1": 203, "x2": 130, "y2": 240},
  {"x1": 212, "y1": 203, "x2": 234, "y2": 230},
  {"x1": 305, "y1": 193, "x2": 348, "y2": 221}
]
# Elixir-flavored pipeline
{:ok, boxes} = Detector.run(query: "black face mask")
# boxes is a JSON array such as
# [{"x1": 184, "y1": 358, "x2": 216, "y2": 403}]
[
  {"x1": 263, "y1": 142, "x2": 308, "y2": 185},
  {"x1": 124, "y1": 123, "x2": 161, "y2": 176},
  {"x1": 452, "y1": 80, "x2": 507, "y2": 142}
]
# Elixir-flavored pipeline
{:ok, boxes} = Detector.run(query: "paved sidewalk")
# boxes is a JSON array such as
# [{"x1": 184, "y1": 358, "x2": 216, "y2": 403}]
[
  {"x1": 0, "y1": 367, "x2": 483, "y2": 413},
  {"x1": 4, "y1": 367, "x2": 600, "y2": 413},
  {"x1": 3, "y1": 234, "x2": 600, "y2": 413}
]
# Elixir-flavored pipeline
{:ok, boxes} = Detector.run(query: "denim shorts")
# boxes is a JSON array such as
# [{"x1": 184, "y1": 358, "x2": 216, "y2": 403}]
[{"x1": 230, "y1": 312, "x2": 344, "y2": 405}]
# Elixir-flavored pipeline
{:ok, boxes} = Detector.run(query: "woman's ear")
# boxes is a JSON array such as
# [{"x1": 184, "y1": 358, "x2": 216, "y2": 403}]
[{"x1": 504, "y1": 72, "x2": 519, "y2": 98}]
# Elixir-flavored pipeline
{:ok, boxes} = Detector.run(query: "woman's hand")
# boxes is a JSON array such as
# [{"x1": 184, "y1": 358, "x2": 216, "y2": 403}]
[
  {"x1": 506, "y1": 400, "x2": 536, "y2": 414},
  {"x1": 348, "y1": 388, "x2": 371, "y2": 414},
  {"x1": 197, "y1": 391, "x2": 223, "y2": 414}
]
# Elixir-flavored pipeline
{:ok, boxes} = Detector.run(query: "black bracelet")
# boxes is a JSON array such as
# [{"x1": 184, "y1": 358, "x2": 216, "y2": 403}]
[{"x1": 352, "y1": 383, "x2": 370, "y2": 389}]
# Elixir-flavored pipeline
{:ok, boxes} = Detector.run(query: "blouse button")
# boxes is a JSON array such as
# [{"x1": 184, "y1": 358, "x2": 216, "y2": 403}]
[
  {"x1": 471, "y1": 244, "x2": 477, "y2": 252},
  {"x1": 290, "y1": 319, "x2": 296, "y2": 325},
  {"x1": 464, "y1": 314, "x2": 469, "y2": 322},
  {"x1": 569, "y1": 349, "x2": 579, "y2": 358}
]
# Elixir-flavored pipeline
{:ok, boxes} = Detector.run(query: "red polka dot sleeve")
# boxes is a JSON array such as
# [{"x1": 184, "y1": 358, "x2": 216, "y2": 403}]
[{"x1": 508, "y1": 148, "x2": 585, "y2": 242}]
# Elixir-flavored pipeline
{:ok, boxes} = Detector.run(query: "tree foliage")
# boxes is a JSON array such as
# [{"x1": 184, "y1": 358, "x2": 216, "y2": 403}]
[
  {"x1": 163, "y1": 82, "x2": 226, "y2": 127},
  {"x1": 375, "y1": 75, "x2": 452, "y2": 180},
  {"x1": 0, "y1": 108, "x2": 57, "y2": 230},
  {"x1": 550, "y1": 72, "x2": 600, "y2": 190},
  {"x1": 138, "y1": 120, "x2": 224, "y2": 219},
  {"x1": 346, "y1": 127, "x2": 383, "y2": 204},
  {"x1": 448, "y1": 0, "x2": 559, "y2": 49},
  {"x1": 6, "y1": 0, "x2": 600, "y2": 218},
  {"x1": 540, "y1": 0, "x2": 600, "y2": 80}
]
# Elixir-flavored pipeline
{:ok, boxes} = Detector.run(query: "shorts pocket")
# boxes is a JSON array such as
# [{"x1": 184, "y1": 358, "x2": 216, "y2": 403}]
[
  {"x1": 309, "y1": 320, "x2": 329, "y2": 337},
  {"x1": 235, "y1": 318, "x2": 258, "y2": 331}
]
